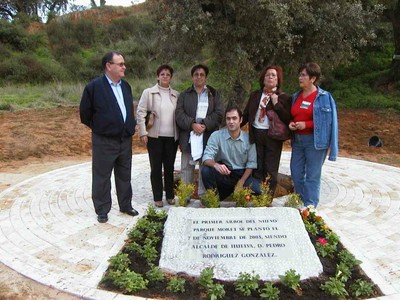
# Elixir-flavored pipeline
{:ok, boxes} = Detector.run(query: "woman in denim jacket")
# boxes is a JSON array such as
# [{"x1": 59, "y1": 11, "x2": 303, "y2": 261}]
[{"x1": 289, "y1": 62, "x2": 338, "y2": 208}]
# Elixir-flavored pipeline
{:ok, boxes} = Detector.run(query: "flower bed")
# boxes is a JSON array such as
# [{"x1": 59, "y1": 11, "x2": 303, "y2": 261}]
[{"x1": 99, "y1": 205, "x2": 383, "y2": 299}]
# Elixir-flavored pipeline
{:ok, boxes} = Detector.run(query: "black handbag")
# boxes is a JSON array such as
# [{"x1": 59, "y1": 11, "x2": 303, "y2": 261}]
[{"x1": 266, "y1": 110, "x2": 290, "y2": 141}]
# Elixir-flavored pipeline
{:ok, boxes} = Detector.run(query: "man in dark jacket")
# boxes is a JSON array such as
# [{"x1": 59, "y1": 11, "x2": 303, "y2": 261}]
[
  {"x1": 80, "y1": 51, "x2": 139, "y2": 223},
  {"x1": 175, "y1": 64, "x2": 224, "y2": 198}
]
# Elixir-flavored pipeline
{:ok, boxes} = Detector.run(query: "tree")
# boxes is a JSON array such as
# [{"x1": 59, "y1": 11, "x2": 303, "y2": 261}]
[
  {"x1": 147, "y1": 0, "x2": 384, "y2": 104},
  {"x1": 385, "y1": 0, "x2": 400, "y2": 81},
  {"x1": 90, "y1": 0, "x2": 106, "y2": 7},
  {"x1": 0, "y1": 0, "x2": 68, "y2": 21}
]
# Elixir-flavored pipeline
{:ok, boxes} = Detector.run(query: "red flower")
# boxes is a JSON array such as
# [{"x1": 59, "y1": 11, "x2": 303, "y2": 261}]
[
  {"x1": 317, "y1": 237, "x2": 328, "y2": 245},
  {"x1": 302, "y1": 209, "x2": 309, "y2": 218},
  {"x1": 245, "y1": 195, "x2": 251, "y2": 201}
]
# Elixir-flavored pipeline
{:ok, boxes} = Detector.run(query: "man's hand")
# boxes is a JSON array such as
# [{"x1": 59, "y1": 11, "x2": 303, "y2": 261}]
[
  {"x1": 234, "y1": 181, "x2": 244, "y2": 193},
  {"x1": 214, "y1": 163, "x2": 231, "y2": 175}
]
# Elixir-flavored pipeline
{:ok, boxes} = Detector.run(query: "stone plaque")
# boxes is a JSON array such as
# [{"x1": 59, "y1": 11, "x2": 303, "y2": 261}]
[{"x1": 159, "y1": 207, "x2": 322, "y2": 281}]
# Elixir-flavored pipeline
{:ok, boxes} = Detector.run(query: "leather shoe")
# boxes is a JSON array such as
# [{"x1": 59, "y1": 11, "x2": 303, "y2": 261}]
[
  {"x1": 97, "y1": 214, "x2": 108, "y2": 223},
  {"x1": 167, "y1": 198, "x2": 175, "y2": 205},
  {"x1": 120, "y1": 208, "x2": 139, "y2": 217},
  {"x1": 154, "y1": 201, "x2": 163, "y2": 207}
]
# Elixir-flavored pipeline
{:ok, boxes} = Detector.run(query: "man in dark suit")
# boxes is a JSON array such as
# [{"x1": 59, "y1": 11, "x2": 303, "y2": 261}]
[{"x1": 80, "y1": 51, "x2": 139, "y2": 223}]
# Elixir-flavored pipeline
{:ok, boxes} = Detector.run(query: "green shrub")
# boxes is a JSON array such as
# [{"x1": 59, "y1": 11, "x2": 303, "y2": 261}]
[
  {"x1": 175, "y1": 179, "x2": 195, "y2": 207},
  {"x1": 338, "y1": 249, "x2": 362, "y2": 269},
  {"x1": 232, "y1": 185, "x2": 253, "y2": 207},
  {"x1": 234, "y1": 272, "x2": 260, "y2": 296},
  {"x1": 208, "y1": 283, "x2": 225, "y2": 300},
  {"x1": 279, "y1": 269, "x2": 301, "y2": 294},
  {"x1": 200, "y1": 189, "x2": 220, "y2": 208},
  {"x1": 350, "y1": 279, "x2": 374, "y2": 298},
  {"x1": 107, "y1": 269, "x2": 148, "y2": 293},
  {"x1": 320, "y1": 277, "x2": 348, "y2": 298},
  {"x1": 259, "y1": 282, "x2": 280, "y2": 300},
  {"x1": 145, "y1": 265, "x2": 165, "y2": 283},
  {"x1": 166, "y1": 276, "x2": 186, "y2": 293},
  {"x1": 108, "y1": 253, "x2": 130, "y2": 272},
  {"x1": 284, "y1": 193, "x2": 303, "y2": 209},
  {"x1": 198, "y1": 267, "x2": 214, "y2": 288}
]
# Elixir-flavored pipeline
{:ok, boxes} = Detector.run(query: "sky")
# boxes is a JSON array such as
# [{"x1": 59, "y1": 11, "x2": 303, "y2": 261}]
[{"x1": 73, "y1": 0, "x2": 145, "y2": 8}]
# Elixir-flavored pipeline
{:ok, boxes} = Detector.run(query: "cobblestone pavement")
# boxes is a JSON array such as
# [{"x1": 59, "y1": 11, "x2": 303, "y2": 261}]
[{"x1": 0, "y1": 152, "x2": 399, "y2": 299}]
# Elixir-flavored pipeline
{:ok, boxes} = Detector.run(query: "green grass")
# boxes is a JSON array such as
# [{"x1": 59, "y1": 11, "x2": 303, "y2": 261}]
[{"x1": 0, "y1": 82, "x2": 84, "y2": 111}]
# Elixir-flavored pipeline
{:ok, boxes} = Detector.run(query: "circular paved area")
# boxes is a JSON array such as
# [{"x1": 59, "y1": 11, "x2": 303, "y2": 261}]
[{"x1": 0, "y1": 152, "x2": 399, "y2": 299}]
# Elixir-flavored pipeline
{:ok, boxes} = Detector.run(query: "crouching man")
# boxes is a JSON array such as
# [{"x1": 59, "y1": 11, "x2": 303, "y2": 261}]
[{"x1": 201, "y1": 106, "x2": 261, "y2": 200}]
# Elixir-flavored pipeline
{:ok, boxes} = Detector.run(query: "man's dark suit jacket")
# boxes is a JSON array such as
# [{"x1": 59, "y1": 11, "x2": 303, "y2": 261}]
[{"x1": 80, "y1": 75, "x2": 136, "y2": 137}]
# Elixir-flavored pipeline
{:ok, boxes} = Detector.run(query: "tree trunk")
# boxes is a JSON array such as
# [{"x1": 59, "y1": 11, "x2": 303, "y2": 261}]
[{"x1": 389, "y1": 0, "x2": 400, "y2": 81}]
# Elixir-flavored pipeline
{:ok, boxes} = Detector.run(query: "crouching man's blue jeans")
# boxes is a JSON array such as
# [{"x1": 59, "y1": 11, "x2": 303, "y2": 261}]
[{"x1": 201, "y1": 166, "x2": 261, "y2": 200}]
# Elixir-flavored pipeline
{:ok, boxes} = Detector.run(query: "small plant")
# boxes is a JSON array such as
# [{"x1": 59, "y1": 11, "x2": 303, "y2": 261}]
[
  {"x1": 315, "y1": 237, "x2": 337, "y2": 258},
  {"x1": 325, "y1": 231, "x2": 340, "y2": 245},
  {"x1": 125, "y1": 241, "x2": 141, "y2": 254},
  {"x1": 135, "y1": 218, "x2": 152, "y2": 231},
  {"x1": 279, "y1": 269, "x2": 301, "y2": 295},
  {"x1": 108, "y1": 253, "x2": 130, "y2": 272},
  {"x1": 166, "y1": 276, "x2": 186, "y2": 293},
  {"x1": 350, "y1": 278, "x2": 374, "y2": 298},
  {"x1": 106, "y1": 269, "x2": 148, "y2": 293},
  {"x1": 336, "y1": 262, "x2": 352, "y2": 282},
  {"x1": 304, "y1": 222, "x2": 319, "y2": 236},
  {"x1": 232, "y1": 185, "x2": 253, "y2": 207},
  {"x1": 200, "y1": 189, "x2": 220, "y2": 208},
  {"x1": 146, "y1": 204, "x2": 168, "y2": 220},
  {"x1": 208, "y1": 283, "x2": 226, "y2": 300},
  {"x1": 320, "y1": 276, "x2": 348, "y2": 298},
  {"x1": 198, "y1": 267, "x2": 215, "y2": 288},
  {"x1": 144, "y1": 221, "x2": 164, "y2": 239},
  {"x1": 284, "y1": 193, "x2": 303, "y2": 208},
  {"x1": 142, "y1": 239, "x2": 158, "y2": 263},
  {"x1": 252, "y1": 180, "x2": 273, "y2": 207},
  {"x1": 127, "y1": 227, "x2": 143, "y2": 240},
  {"x1": 197, "y1": 267, "x2": 225, "y2": 299},
  {"x1": 259, "y1": 282, "x2": 280, "y2": 300},
  {"x1": 234, "y1": 272, "x2": 260, "y2": 296},
  {"x1": 175, "y1": 179, "x2": 195, "y2": 207},
  {"x1": 145, "y1": 265, "x2": 165, "y2": 283},
  {"x1": 338, "y1": 249, "x2": 362, "y2": 269}
]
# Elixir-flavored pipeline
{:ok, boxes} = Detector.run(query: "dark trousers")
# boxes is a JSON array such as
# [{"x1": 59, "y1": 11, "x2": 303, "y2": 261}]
[
  {"x1": 201, "y1": 166, "x2": 261, "y2": 200},
  {"x1": 252, "y1": 128, "x2": 283, "y2": 195},
  {"x1": 92, "y1": 133, "x2": 133, "y2": 215},
  {"x1": 147, "y1": 136, "x2": 178, "y2": 201}
]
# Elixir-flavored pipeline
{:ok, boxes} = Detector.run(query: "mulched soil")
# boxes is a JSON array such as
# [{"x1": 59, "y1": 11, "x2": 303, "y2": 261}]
[{"x1": 99, "y1": 214, "x2": 383, "y2": 300}]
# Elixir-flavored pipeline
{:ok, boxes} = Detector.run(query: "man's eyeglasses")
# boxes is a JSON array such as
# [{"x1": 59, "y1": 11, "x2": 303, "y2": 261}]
[{"x1": 109, "y1": 62, "x2": 126, "y2": 67}]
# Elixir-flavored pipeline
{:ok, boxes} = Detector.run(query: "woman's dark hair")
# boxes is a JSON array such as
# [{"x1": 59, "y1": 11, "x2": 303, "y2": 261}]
[
  {"x1": 156, "y1": 64, "x2": 174, "y2": 77},
  {"x1": 191, "y1": 64, "x2": 209, "y2": 76},
  {"x1": 298, "y1": 62, "x2": 321, "y2": 83},
  {"x1": 259, "y1": 65, "x2": 283, "y2": 91},
  {"x1": 102, "y1": 51, "x2": 123, "y2": 69},
  {"x1": 225, "y1": 106, "x2": 243, "y2": 118}
]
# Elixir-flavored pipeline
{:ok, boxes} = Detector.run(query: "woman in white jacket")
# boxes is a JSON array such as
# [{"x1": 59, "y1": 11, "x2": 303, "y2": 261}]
[{"x1": 137, "y1": 65, "x2": 179, "y2": 207}]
